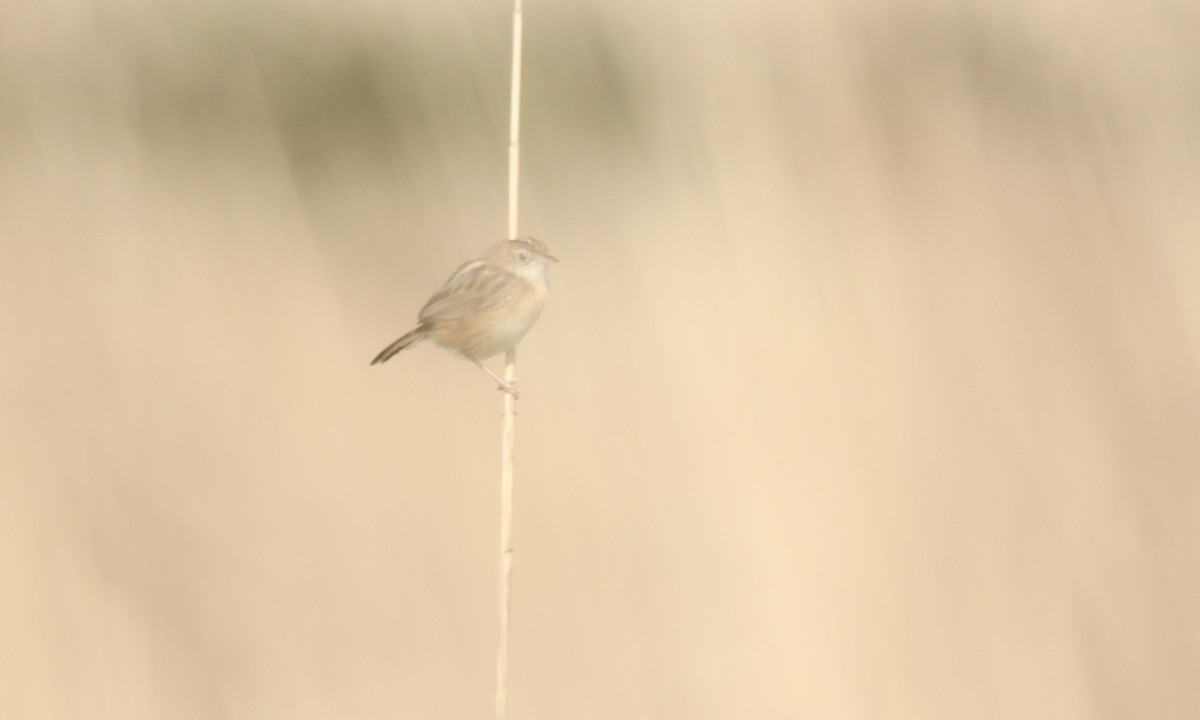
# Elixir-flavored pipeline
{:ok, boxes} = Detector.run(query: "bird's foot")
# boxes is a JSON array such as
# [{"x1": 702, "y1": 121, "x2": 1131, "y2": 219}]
[
  {"x1": 498, "y1": 378, "x2": 521, "y2": 399},
  {"x1": 473, "y1": 360, "x2": 521, "y2": 399}
]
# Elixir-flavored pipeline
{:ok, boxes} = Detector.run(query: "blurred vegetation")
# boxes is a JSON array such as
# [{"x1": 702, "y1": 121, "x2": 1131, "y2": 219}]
[
  {"x1": 0, "y1": 4, "x2": 648, "y2": 201},
  {"x1": 3, "y1": 2, "x2": 1198, "y2": 719}
]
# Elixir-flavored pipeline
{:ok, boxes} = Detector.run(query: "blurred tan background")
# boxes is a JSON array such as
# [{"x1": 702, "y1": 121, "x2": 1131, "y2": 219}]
[{"x1": 3, "y1": 0, "x2": 1199, "y2": 718}]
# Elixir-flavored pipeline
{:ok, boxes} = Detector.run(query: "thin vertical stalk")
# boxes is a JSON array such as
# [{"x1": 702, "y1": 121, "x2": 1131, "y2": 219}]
[
  {"x1": 507, "y1": 0, "x2": 523, "y2": 243},
  {"x1": 496, "y1": 1, "x2": 522, "y2": 718},
  {"x1": 496, "y1": 347, "x2": 515, "y2": 720}
]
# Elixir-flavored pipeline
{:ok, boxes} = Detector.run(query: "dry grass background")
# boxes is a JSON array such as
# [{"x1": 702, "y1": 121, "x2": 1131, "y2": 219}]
[{"x1": 3, "y1": 0, "x2": 1199, "y2": 717}]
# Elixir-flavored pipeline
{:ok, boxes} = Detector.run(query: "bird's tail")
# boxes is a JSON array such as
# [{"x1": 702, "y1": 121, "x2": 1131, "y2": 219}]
[{"x1": 370, "y1": 325, "x2": 429, "y2": 365}]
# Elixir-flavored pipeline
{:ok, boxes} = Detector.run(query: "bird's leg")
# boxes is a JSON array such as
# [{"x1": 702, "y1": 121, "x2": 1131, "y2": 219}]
[{"x1": 472, "y1": 360, "x2": 521, "y2": 399}]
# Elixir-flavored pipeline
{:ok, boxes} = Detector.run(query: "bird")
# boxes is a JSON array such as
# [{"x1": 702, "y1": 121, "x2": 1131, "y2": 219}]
[{"x1": 371, "y1": 237, "x2": 557, "y2": 398}]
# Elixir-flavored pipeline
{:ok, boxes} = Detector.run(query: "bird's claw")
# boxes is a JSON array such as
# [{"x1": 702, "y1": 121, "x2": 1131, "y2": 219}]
[{"x1": 498, "y1": 380, "x2": 521, "y2": 399}]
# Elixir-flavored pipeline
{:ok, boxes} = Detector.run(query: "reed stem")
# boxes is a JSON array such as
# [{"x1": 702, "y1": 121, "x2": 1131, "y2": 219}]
[{"x1": 496, "y1": 1, "x2": 523, "y2": 718}]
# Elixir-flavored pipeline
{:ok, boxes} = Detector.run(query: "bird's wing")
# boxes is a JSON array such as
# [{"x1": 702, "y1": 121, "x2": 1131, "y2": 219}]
[{"x1": 418, "y1": 260, "x2": 519, "y2": 323}]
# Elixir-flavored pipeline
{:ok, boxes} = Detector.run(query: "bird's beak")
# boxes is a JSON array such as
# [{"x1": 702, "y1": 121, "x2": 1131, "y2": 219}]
[{"x1": 544, "y1": 254, "x2": 559, "y2": 263}]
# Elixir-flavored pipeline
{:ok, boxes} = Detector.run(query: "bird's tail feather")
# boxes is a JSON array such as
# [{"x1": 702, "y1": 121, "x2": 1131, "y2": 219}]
[{"x1": 370, "y1": 325, "x2": 429, "y2": 365}]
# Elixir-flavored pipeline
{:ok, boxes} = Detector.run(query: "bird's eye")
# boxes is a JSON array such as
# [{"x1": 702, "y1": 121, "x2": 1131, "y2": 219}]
[{"x1": 519, "y1": 251, "x2": 531, "y2": 262}]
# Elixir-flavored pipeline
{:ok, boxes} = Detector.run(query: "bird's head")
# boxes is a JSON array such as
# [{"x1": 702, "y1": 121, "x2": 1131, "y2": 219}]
[{"x1": 493, "y1": 237, "x2": 558, "y2": 278}]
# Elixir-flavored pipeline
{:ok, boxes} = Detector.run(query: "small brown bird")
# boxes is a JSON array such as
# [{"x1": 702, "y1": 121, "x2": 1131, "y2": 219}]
[{"x1": 371, "y1": 237, "x2": 557, "y2": 397}]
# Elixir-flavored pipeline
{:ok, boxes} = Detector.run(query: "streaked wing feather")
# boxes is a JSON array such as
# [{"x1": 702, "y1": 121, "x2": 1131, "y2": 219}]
[{"x1": 418, "y1": 261, "x2": 518, "y2": 323}]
